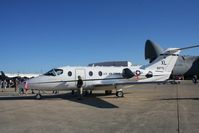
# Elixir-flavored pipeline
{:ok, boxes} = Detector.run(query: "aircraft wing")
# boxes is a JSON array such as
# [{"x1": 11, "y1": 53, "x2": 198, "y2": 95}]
[
  {"x1": 93, "y1": 81, "x2": 166, "y2": 89},
  {"x1": 115, "y1": 81, "x2": 166, "y2": 85}
]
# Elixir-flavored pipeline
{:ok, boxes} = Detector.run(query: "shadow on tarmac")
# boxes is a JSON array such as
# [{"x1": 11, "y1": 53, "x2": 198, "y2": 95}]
[
  {"x1": 160, "y1": 97, "x2": 199, "y2": 101},
  {"x1": 0, "y1": 93, "x2": 119, "y2": 109}
]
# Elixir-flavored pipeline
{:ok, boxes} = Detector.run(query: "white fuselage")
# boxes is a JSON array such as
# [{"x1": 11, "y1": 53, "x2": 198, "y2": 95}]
[{"x1": 27, "y1": 65, "x2": 169, "y2": 91}]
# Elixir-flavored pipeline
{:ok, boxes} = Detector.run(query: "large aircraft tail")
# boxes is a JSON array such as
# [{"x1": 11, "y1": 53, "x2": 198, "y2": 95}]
[
  {"x1": 145, "y1": 40, "x2": 163, "y2": 63},
  {"x1": 0, "y1": 71, "x2": 6, "y2": 78},
  {"x1": 144, "y1": 44, "x2": 199, "y2": 80}
]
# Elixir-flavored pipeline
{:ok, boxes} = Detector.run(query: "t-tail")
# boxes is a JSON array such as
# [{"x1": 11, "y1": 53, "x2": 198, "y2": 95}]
[
  {"x1": 145, "y1": 48, "x2": 180, "y2": 71},
  {"x1": 143, "y1": 44, "x2": 199, "y2": 81}
]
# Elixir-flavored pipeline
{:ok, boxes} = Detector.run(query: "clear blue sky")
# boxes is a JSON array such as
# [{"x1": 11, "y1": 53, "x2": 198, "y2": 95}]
[{"x1": 0, "y1": 0, "x2": 199, "y2": 73}]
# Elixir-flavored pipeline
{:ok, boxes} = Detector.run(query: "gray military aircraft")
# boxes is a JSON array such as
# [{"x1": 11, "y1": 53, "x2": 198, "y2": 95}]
[
  {"x1": 145, "y1": 40, "x2": 199, "y2": 79},
  {"x1": 89, "y1": 40, "x2": 199, "y2": 79}
]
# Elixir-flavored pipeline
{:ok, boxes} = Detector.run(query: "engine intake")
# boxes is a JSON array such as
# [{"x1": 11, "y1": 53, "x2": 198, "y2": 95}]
[{"x1": 122, "y1": 68, "x2": 135, "y2": 79}]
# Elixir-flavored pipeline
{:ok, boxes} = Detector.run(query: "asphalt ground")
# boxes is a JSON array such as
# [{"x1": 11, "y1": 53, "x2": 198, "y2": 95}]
[{"x1": 0, "y1": 80, "x2": 199, "y2": 133}]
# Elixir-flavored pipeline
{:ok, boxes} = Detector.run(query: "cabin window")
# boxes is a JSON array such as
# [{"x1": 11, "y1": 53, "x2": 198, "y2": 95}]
[
  {"x1": 44, "y1": 69, "x2": 56, "y2": 76},
  {"x1": 68, "y1": 71, "x2": 72, "y2": 77},
  {"x1": 44, "y1": 69, "x2": 63, "y2": 76},
  {"x1": 98, "y1": 71, "x2": 102, "y2": 76},
  {"x1": 89, "y1": 71, "x2": 93, "y2": 76}
]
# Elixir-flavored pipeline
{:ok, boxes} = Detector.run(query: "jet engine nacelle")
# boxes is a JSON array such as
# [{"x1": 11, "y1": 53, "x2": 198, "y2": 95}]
[{"x1": 122, "y1": 68, "x2": 135, "y2": 79}]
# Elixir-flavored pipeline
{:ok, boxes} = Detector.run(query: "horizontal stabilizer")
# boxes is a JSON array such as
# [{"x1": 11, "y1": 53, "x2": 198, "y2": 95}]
[{"x1": 167, "y1": 44, "x2": 199, "y2": 54}]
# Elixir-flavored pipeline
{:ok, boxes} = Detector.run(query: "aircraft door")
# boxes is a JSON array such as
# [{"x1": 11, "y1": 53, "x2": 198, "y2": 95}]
[{"x1": 75, "y1": 69, "x2": 86, "y2": 87}]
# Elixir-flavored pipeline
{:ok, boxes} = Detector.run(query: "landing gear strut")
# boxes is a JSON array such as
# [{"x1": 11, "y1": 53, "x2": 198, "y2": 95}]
[
  {"x1": 71, "y1": 90, "x2": 75, "y2": 95},
  {"x1": 35, "y1": 91, "x2": 42, "y2": 100},
  {"x1": 105, "y1": 90, "x2": 112, "y2": 95},
  {"x1": 84, "y1": 90, "x2": 93, "y2": 96}
]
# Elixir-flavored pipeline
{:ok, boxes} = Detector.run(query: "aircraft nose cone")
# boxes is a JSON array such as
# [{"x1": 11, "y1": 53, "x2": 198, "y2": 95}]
[
  {"x1": 26, "y1": 75, "x2": 46, "y2": 90},
  {"x1": 26, "y1": 78, "x2": 33, "y2": 84},
  {"x1": 26, "y1": 77, "x2": 39, "y2": 90}
]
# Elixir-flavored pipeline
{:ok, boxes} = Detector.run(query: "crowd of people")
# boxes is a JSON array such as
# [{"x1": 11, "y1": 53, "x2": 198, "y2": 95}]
[
  {"x1": 0, "y1": 79, "x2": 30, "y2": 95},
  {"x1": 0, "y1": 79, "x2": 14, "y2": 92}
]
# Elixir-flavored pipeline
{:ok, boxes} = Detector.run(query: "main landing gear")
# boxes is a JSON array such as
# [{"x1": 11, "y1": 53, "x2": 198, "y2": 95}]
[
  {"x1": 84, "y1": 90, "x2": 92, "y2": 95},
  {"x1": 105, "y1": 89, "x2": 124, "y2": 97},
  {"x1": 116, "y1": 91, "x2": 124, "y2": 97},
  {"x1": 116, "y1": 88, "x2": 124, "y2": 98},
  {"x1": 105, "y1": 90, "x2": 112, "y2": 95},
  {"x1": 71, "y1": 90, "x2": 75, "y2": 95}
]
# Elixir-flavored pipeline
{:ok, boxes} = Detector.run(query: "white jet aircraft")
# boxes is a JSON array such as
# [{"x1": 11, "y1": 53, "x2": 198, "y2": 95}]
[{"x1": 26, "y1": 44, "x2": 199, "y2": 99}]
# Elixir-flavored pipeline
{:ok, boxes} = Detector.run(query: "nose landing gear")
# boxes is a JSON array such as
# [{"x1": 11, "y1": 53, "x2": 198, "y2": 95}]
[{"x1": 35, "y1": 91, "x2": 42, "y2": 100}]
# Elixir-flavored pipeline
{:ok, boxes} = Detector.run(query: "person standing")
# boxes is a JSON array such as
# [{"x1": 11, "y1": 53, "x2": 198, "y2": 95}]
[
  {"x1": 0, "y1": 80, "x2": 3, "y2": 92},
  {"x1": 18, "y1": 81, "x2": 24, "y2": 95},
  {"x1": 77, "y1": 76, "x2": 83, "y2": 100},
  {"x1": 193, "y1": 75, "x2": 198, "y2": 84},
  {"x1": 15, "y1": 78, "x2": 19, "y2": 92},
  {"x1": 24, "y1": 81, "x2": 29, "y2": 95},
  {"x1": 3, "y1": 80, "x2": 7, "y2": 91},
  {"x1": 9, "y1": 79, "x2": 14, "y2": 88}
]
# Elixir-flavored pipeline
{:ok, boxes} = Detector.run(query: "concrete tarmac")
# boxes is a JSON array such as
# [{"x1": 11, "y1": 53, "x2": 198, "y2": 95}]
[{"x1": 0, "y1": 81, "x2": 199, "y2": 133}]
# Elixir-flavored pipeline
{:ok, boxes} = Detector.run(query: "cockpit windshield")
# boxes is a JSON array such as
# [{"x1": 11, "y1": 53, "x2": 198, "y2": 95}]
[{"x1": 44, "y1": 69, "x2": 63, "y2": 76}]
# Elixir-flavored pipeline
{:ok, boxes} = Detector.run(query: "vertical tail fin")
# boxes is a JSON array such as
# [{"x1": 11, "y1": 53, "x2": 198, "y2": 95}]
[
  {"x1": 145, "y1": 40, "x2": 163, "y2": 63},
  {"x1": 140, "y1": 48, "x2": 180, "y2": 81},
  {"x1": 0, "y1": 71, "x2": 6, "y2": 78},
  {"x1": 145, "y1": 48, "x2": 180, "y2": 73}
]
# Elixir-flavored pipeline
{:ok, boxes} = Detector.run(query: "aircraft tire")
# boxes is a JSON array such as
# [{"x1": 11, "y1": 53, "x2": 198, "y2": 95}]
[
  {"x1": 35, "y1": 94, "x2": 42, "y2": 100},
  {"x1": 116, "y1": 91, "x2": 124, "y2": 97}
]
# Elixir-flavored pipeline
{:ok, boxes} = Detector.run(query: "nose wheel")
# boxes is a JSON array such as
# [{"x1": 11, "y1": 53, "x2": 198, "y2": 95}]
[{"x1": 35, "y1": 93, "x2": 42, "y2": 100}]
